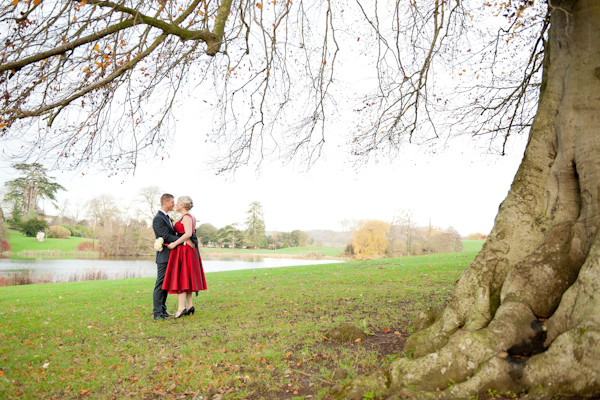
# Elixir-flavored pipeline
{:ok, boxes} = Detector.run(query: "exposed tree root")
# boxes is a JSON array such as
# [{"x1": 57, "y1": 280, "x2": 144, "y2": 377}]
[{"x1": 342, "y1": 232, "x2": 599, "y2": 400}]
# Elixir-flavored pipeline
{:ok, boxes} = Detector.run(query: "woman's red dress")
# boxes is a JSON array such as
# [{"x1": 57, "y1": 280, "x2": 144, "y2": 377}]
[{"x1": 162, "y1": 214, "x2": 207, "y2": 294}]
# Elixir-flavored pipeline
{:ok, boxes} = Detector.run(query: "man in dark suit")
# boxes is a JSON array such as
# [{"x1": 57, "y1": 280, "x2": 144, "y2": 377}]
[
  {"x1": 152, "y1": 194, "x2": 179, "y2": 320},
  {"x1": 152, "y1": 194, "x2": 201, "y2": 320}
]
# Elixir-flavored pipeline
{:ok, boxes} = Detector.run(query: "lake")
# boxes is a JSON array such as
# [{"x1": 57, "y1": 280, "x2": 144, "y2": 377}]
[{"x1": 0, "y1": 255, "x2": 342, "y2": 282}]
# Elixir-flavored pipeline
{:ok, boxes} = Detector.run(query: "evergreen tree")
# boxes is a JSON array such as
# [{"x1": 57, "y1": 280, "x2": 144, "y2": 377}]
[
  {"x1": 3, "y1": 163, "x2": 66, "y2": 215},
  {"x1": 244, "y1": 201, "x2": 266, "y2": 249},
  {"x1": 218, "y1": 224, "x2": 244, "y2": 248}
]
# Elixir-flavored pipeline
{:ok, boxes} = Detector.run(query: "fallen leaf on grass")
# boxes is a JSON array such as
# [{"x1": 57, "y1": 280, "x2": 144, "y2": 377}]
[
  {"x1": 153, "y1": 386, "x2": 165, "y2": 395},
  {"x1": 355, "y1": 338, "x2": 361, "y2": 343},
  {"x1": 297, "y1": 361, "x2": 303, "y2": 367},
  {"x1": 167, "y1": 383, "x2": 176, "y2": 392},
  {"x1": 394, "y1": 331, "x2": 401, "y2": 335},
  {"x1": 285, "y1": 351, "x2": 291, "y2": 358},
  {"x1": 383, "y1": 328, "x2": 391, "y2": 333},
  {"x1": 79, "y1": 389, "x2": 91, "y2": 395}
]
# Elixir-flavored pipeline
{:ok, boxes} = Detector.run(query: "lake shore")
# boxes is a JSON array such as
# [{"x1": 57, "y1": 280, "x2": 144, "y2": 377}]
[{"x1": 1, "y1": 248, "x2": 349, "y2": 261}]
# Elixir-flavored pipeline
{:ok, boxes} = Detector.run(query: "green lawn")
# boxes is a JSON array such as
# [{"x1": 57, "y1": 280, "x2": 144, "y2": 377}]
[
  {"x1": 6, "y1": 230, "x2": 92, "y2": 253},
  {"x1": 462, "y1": 240, "x2": 484, "y2": 253},
  {"x1": 0, "y1": 249, "x2": 478, "y2": 399}
]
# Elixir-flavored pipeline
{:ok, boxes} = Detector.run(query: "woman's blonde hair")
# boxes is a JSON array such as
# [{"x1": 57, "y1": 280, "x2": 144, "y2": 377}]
[{"x1": 178, "y1": 196, "x2": 194, "y2": 211}]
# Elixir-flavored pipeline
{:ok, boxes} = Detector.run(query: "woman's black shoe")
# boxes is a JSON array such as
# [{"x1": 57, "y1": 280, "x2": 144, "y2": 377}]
[
  {"x1": 187, "y1": 306, "x2": 195, "y2": 316},
  {"x1": 174, "y1": 309, "x2": 188, "y2": 319}
]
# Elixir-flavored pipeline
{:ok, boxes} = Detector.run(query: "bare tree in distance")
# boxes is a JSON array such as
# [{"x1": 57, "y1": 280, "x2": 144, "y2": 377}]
[
  {"x1": 339, "y1": 218, "x2": 358, "y2": 243},
  {"x1": 393, "y1": 209, "x2": 416, "y2": 256},
  {"x1": 136, "y1": 185, "x2": 163, "y2": 223},
  {"x1": 71, "y1": 200, "x2": 85, "y2": 225},
  {"x1": 86, "y1": 194, "x2": 120, "y2": 248},
  {"x1": 56, "y1": 198, "x2": 71, "y2": 224}
]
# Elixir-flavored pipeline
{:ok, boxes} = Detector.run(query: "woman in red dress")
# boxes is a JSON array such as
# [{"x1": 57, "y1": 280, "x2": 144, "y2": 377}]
[{"x1": 161, "y1": 196, "x2": 207, "y2": 318}]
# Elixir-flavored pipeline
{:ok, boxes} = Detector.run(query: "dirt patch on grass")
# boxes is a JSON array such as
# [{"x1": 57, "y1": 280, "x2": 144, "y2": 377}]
[{"x1": 244, "y1": 327, "x2": 409, "y2": 400}]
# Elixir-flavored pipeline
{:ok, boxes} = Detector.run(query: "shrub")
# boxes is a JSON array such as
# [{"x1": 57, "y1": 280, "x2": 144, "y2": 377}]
[
  {"x1": 1, "y1": 239, "x2": 11, "y2": 252},
  {"x1": 344, "y1": 243, "x2": 354, "y2": 255},
  {"x1": 62, "y1": 224, "x2": 90, "y2": 238},
  {"x1": 13, "y1": 271, "x2": 34, "y2": 286},
  {"x1": 76, "y1": 225, "x2": 93, "y2": 238},
  {"x1": 76, "y1": 241, "x2": 95, "y2": 252},
  {"x1": 61, "y1": 225, "x2": 78, "y2": 237},
  {"x1": 21, "y1": 218, "x2": 48, "y2": 237},
  {"x1": 48, "y1": 225, "x2": 71, "y2": 239}
]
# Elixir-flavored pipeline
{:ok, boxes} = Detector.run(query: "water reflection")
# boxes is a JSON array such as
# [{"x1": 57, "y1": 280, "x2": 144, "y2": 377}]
[{"x1": 0, "y1": 255, "x2": 341, "y2": 282}]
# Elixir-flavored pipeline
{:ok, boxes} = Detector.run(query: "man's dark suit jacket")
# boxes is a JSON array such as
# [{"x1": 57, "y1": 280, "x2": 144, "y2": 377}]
[{"x1": 152, "y1": 211, "x2": 199, "y2": 264}]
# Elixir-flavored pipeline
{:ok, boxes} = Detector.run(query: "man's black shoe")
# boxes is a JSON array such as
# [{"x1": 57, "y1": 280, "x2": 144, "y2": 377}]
[
  {"x1": 163, "y1": 312, "x2": 174, "y2": 317},
  {"x1": 154, "y1": 314, "x2": 168, "y2": 320}
]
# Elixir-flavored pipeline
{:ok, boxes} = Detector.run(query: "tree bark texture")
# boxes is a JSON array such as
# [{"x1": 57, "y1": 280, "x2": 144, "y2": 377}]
[{"x1": 344, "y1": 1, "x2": 600, "y2": 398}]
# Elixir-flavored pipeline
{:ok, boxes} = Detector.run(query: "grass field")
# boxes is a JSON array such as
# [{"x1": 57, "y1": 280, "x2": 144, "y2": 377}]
[
  {"x1": 0, "y1": 248, "x2": 481, "y2": 400},
  {"x1": 461, "y1": 240, "x2": 485, "y2": 253},
  {"x1": 5, "y1": 230, "x2": 93, "y2": 254}
]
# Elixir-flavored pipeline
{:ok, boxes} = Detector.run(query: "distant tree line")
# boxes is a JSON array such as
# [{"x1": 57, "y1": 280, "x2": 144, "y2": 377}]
[
  {"x1": 1, "y1": 168, "x2": 313, "y2": 254},
  {"x1": 1, "y1": 164, "x2": 485, "y2": 258},
  {"x1": 194, "y1": 201, "x2": 313, "y2": 250},
  {"x1": 196, "y1": 223, "x2": 313, "y2": 250},
  {"x1": 347, "y1": 211, "x2": 467, "y2": 260},
  {"x1": 0, "y1": 167, "x2": 160, "y2": 256}
]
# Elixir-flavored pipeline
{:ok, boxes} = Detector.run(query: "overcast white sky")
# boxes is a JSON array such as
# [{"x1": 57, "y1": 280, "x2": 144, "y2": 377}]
[
  {"x1": 0, "y1": 2, "x2": 531, "y2": 237},
  {"x1": 0, "y1": 124, "x2": 526, "y2": 236}
]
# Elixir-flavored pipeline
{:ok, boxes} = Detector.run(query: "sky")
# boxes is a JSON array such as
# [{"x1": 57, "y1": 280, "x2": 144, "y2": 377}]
[
  {"x1": 0, "y1": 127, "x2": 526, "y2": 237},
  {"x1": 0, "y1": 2, "x2": 532, "y2": 237}
]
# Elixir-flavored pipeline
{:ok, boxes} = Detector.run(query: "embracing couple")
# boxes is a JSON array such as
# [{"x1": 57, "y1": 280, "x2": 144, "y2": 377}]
[{"x1": 152, "y1": 193, "x2": 207, "y2": 320}]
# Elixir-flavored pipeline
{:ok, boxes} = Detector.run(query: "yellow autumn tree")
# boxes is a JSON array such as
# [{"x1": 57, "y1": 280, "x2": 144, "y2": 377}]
[{"x1": 352, "y1": 220, "x2": 390, "y2": 260}]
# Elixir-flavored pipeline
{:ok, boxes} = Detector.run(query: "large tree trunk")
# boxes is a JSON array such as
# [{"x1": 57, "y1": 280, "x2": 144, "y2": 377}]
[{"x1": 343, "y1": 1, "x2": 600, "y2": 398}]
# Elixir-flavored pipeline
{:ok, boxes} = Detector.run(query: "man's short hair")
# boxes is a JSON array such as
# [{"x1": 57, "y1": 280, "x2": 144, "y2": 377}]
[{"x1": 160, "y1": 193, "x2": 174, "y2": 205}]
